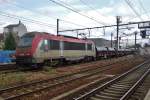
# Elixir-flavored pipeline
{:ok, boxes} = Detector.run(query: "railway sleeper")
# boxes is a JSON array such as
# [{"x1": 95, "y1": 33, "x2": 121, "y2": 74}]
[
  {"x1": 117, "y1": 79, "x2": 135, "y2": 82},
  {"x1": 136, "y1": 88, "x2": 149, "y2": 93},
  {"x1": 113, "y1": 82, "x2": 133, "y2": 86},
  {"x1": 116, "y1": 82, "x2": 135, "y2": 86},
  {"x1": 118, "y1": 80, "x2": 136, "y2": 83},
  {"x1": 98, "y1": 91, "x2": 122, "y2": 98},
  {"x1": 90, "y1": 97, "x2": 103, "y2": 100},
  {"x1": 103, "y1": 89, "x2": 125, "y2": 94},
  {"x1": 108, "y1": 86, "x2": 130, "y2": 91},
  {"x1": 111, "y1": 84, "x2": 131, "y2": 89},
  {"x1": 130, "y1": 95, "x2": 143, "y2": 100},
  {"x1": 107, "y1": 87, "x2": 128, "y2": 92},
  {"x1": 91, "y1": 94, "x2": 120, "y2": 100}
]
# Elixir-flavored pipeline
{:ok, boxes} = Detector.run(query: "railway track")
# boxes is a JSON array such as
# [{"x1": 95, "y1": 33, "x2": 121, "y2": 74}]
[
  {"x1": 0, "y1": 58, "x2": 129, "y2": 100},
  {"x1": 0, "y1": 63, "x2": 16, "y2": 71},
  {"x1": 73, "y1": 60, "x2": 150, "y2": 100},
  {"x1": 0, "y1": 64, "x2": 18, "y2": 74},
  {"x1": 0, "y1": 56, "x2": 122, "y2": 74}
]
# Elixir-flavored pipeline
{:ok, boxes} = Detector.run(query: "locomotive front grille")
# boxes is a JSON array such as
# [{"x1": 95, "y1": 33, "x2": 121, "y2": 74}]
[{"x1": 16, "y1": 56, "x2": 32, "y2": 64}]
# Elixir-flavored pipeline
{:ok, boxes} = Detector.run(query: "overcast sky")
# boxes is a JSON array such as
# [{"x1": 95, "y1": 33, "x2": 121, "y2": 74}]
[{"x1": 0, "y1": 0, "x2": 150, "y2": 45}]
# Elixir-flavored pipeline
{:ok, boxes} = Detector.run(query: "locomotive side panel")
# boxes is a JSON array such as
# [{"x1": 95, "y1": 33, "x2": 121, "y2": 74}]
[{"x1": 34, "y1": 39, "x2": 96, "y2": 62}]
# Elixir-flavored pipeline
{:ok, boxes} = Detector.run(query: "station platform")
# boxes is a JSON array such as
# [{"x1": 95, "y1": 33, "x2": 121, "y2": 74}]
[{"x1": 144, "y1": 89, "x2": 150, "y2": 100}]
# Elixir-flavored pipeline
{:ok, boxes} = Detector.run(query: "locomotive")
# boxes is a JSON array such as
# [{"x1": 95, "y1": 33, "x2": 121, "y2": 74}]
[
  {"x1": 16, "y1": 32, "x2": 96, "y2": 66},
  {"x1": 15, "y1": 32, "x2": 133, "y2": 67}
]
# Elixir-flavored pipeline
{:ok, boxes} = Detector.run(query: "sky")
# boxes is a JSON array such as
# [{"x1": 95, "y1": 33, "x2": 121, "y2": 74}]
[{"x1": 0, "y1": 0, "x2": 150, "y2": 46}]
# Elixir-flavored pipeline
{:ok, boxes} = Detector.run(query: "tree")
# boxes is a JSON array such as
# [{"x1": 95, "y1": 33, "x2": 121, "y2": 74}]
[{"x1": 4, "y1": 32, "x2": 16, "y2": 50}]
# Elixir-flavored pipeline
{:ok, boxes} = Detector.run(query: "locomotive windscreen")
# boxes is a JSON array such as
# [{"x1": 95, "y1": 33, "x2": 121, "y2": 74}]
[{"x1": 18, "y1": 35, "x2": 34, "y2": 47}]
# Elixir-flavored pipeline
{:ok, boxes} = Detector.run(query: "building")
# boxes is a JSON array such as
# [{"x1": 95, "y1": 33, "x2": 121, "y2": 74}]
[{"x1": 3, "y1": 21, "x2": 27, "y2": 43}]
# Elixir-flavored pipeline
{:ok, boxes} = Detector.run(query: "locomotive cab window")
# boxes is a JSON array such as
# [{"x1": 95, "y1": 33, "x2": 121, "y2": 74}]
[{"x1": 18, "y1": 35, "x2": 34, "y2": 47}]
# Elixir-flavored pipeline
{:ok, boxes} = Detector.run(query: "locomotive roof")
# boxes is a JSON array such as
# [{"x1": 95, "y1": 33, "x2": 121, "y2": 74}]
[{"x1": 23, "y1": 32, "x2": 94, "y2": 44}]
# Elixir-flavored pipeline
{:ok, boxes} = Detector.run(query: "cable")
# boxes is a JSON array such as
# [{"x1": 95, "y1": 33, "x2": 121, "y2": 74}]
[
  {"x1": 59, "y1": 19, "x2": 87, "y2": 27},
  {"x1": 138, "y1": 0, "x2": 150, "y2": 18},
  {"x1": 5, "y1": 2, "x2": 87, "y2": 28},
  {"x1": 0, "y1": 10, "x2": 57, "y2": 28},
  {"x1": 79, "y1": 0, "x2": 106, "y2": 18},
  {"x1": 123, "y1": 11, "x2": 150, "y2": 23},
  {"x1": 124, "y1": 0, "x2": 150, "y2": 22},
  {"x1": 124, "y1": 0, "x2": 143, "y2": 21},
  {"x1": 79, "y1": 0, "x2": 117, "y2": 32},
  {"x1": 48, "y1": 0, "x2": 106, "y2": 25}
]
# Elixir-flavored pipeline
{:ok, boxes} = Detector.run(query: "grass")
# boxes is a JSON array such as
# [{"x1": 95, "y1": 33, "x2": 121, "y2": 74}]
[
  {"x1": 42, "y1": 66, "x2": 57, "y2": 74},
  {"x1": 0, "y1": 72, "x2": 26, "y2": 89},
  {"x1": 0, "y1": 67, "x2": 57, "y2": 89}
]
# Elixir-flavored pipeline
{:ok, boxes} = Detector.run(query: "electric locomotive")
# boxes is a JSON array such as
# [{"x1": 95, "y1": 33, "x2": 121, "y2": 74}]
[{"x1": 16, "y1": 32, "x2": 96, "y2": 67}]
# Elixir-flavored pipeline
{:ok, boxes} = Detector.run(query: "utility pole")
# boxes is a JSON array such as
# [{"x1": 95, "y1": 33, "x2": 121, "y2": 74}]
[
  {"x1": 111, "y1": 33, "x2": 113, "y2": 47},
  {"x1": 76, "y1": 30, "x2": 79, "y2": 38},
  {"x1": 88, "y1": 29, "x2": 91, "y2": 37},
  {"x1": 116, "y1": 16, "x2": 121, "y2": 50},
  {"x1": 135, "y1": 31, "x2": 137, "y2": 50},
  {"x1": 119, "y1": 37, "x2": 121, "y2": 49},
  {"x1": 57, "y1": 19, "x2": 59, "y2": 35},
  {"x1": 103, "y1": 27, "x2": 105, "y2": 35}
]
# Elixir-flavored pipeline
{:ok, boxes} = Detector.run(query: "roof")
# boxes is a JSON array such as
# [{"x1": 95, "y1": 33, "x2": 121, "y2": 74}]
[
  {"x1": 4, "y1": 21, "x2": 22, "y2": 28},
  {"x1": 23, "y1": 32, "x2": 94, "y2": 44},
  {"x1": 4, "y1": 24, "x2": 20, "y2": 28}
]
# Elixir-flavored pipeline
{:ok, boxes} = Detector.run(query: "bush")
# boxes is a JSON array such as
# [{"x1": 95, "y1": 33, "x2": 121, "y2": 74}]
[{"x1": 4, "y1": 32, "x2": 16, "y2": 50}]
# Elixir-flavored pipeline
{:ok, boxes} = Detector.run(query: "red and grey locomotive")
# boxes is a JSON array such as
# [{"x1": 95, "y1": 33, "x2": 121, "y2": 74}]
[{"x1": 16, "y1": 32, "x2": 96, "y2": 66}]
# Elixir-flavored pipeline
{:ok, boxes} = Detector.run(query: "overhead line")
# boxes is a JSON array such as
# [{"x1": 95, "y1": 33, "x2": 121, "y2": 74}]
[
  {"x1": 79, "y1": 0, "x2": 106, "y2": 18},
  {"x1": 48, "y1": 0, "x2": 106, "y2": 25},
  {"x1": 79, "y1": 0, "x2": 117, "y2": 33},
  {"x1": 6, "y1": 2, "x2": 87, "y2": 28},
  {"x1": 59, "y1": 19, "x2": 87, "y2": 27},
  {"x1": 124, "y1": 0, "x2": 143, "y2": 21},
  {"x1": 0, "y1": 11, "x2": 57, "y2": 28},
  {"x1": 59, "y1": 20, "x2": 150, "y2": 32},
  {"x1": 138, "y1": 0, "x2": 150, "y2": 18}
]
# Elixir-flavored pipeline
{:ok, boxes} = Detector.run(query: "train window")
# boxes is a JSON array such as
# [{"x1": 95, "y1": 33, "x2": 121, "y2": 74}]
[
  {"x1": 64, "y1": 42, "x2": 85, "y2": 50},
  {"x1": 18, "y1": 36, "x2": 34, "y2": 47},
  {"x1": 49, "y1": 40, "x2": 60, "y2": 50},
  {"x1": 87, "y1": 44, "x2": 92, "y2": 50}
]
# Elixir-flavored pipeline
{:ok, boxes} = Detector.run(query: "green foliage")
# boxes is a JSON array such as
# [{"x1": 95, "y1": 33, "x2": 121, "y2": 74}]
[
  {"x1": 0, "y1": 72, "x2": 26, "y2": 89},
  {"x1": 4, "y1": 32, "x2": 16, "y2": 50}
]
